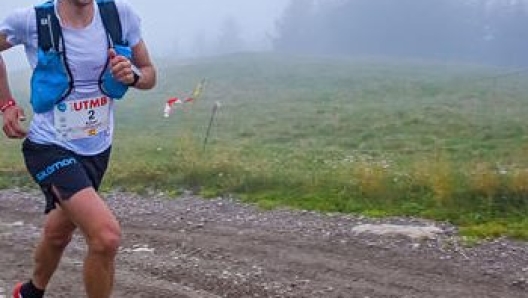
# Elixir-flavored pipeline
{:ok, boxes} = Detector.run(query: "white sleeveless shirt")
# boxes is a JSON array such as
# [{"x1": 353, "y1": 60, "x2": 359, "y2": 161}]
[{"x1": 0, "y1": 0, "x2": 142, "y2": 155}]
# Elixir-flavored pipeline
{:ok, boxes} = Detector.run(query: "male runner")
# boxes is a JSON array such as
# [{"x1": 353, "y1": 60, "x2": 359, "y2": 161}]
[{"x1": 0, "y1": 0, "x2": 156, "y2": 297}]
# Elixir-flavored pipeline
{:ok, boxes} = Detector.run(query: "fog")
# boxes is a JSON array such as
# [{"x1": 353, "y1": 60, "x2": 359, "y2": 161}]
[
  {"x1": 0, "y1": 0, "x2": 289, "y2": 69},
  {"x1": 2, "y1": 0, "x2": 528, "y2": 70},
  {"x1": 274, "y1": 0, "x2": 528, "y2": 66}
]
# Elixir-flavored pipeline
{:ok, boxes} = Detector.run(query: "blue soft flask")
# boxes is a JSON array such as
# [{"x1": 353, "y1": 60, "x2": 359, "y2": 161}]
[
  {"x1": 99, "y1": 44, "x2": 132, "y2": 99},
  {"x1": 30, "y1": 49, "x2": 71, "y2": 113}
]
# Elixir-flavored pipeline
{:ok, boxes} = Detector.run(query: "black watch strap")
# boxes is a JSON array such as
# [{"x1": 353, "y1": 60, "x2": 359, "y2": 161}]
[{"x1": 128, "y1": 72, "x2": 140, "y2": 87}]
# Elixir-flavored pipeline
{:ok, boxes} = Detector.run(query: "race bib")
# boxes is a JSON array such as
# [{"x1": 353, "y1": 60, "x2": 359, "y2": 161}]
[{"x1": 54, "y1": 96, "x2": 111, "y2": 141}]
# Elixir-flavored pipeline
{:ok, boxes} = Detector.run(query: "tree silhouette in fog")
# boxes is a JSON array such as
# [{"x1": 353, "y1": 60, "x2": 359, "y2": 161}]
[{"x1": 274, "y1": 0, "x2": 528, "y2": 66}]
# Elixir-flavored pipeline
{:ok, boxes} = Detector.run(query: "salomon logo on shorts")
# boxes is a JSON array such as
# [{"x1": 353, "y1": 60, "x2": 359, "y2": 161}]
[{"x1": 36, "y1": 158, "x2": 77, "y2": 182}]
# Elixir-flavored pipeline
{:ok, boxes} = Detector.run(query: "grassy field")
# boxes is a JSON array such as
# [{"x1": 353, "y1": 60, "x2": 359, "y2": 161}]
[{"x1": 2, "y1": 53, "x2": 528, "y2": 239}]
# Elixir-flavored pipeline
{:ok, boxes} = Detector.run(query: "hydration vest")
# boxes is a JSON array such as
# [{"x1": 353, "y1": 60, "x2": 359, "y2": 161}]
[{"x1": 31, "y1": 0, "x2": 132, "y2": 113}]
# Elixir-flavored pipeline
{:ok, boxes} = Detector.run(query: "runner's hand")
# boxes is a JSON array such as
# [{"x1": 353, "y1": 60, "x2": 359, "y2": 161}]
[
  {"x1": 108, "y1": 49, "x2": 136, "y2": 86},
  {"x1": 2, "y1": 105, "x2": 27, "y2": 139}
]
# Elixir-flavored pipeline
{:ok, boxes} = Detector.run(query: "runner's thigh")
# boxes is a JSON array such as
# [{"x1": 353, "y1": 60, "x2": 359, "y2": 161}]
[{"x1": 55, "y1": 188, "x2": 120, "y2": 241}]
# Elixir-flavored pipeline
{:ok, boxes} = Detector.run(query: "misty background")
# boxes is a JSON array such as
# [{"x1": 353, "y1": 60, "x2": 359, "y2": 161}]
[
  {"x1": 1, "y1": 0, "x2": 528, "y2": 69},
  {"x1": 0, "y1": 0, "x2": 288, "y2": 69}
]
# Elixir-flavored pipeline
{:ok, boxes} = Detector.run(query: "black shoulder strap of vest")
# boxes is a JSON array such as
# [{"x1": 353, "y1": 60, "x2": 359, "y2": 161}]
[
  {"x1": 35, "y1": 0, "x2": 125, "y2": 52},
  {"x1": 35, "y1": 1, "x2": 62, "y2": 52},
  {"x1": 97, "y1": 0, "x2": 126, "y2": 46}
]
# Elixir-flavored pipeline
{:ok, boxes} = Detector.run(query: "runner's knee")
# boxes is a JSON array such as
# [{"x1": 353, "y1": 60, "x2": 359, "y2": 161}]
[{"x1": 88, "y1": 223, "x2": 121, "y2": 256}]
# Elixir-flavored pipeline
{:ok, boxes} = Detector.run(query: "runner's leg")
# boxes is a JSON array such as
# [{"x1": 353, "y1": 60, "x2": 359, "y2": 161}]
[
  {"x1": 56, "y1": 187, "x2": 121, "y2": 298},
  {"x1": 31, "y1": 206, "x2": 76, "y2": 290}
]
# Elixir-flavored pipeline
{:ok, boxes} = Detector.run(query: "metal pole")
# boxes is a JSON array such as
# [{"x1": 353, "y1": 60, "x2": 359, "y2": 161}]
[{"x1": 203, "y1": 101, "x2": 220, "y2": 151}]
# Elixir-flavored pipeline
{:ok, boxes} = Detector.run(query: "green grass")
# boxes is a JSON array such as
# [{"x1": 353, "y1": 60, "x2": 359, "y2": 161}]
[{"x1": 2, "y1": 53, "x2": 528, "y2": 239}]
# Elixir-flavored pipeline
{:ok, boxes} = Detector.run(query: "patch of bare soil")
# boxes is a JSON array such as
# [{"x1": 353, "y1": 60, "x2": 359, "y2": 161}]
[{"x1": 0, "y1": 188, "x2": 527, "y2": 298}]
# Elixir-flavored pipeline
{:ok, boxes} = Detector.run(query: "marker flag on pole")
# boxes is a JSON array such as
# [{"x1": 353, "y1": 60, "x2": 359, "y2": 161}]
[
  {"x1": 164, "y1": 78, "x2": 207, "y2": 118},
  {"x1": 164, "y1": 97, "x2": 182, "y2": 118},
  {"x1": 189, "y1": 78, "x2": 206, "y2": 102}
]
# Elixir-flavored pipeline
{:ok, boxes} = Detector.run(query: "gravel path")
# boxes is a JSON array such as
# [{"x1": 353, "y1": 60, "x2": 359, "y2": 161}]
[{"x1": 0, "y1": 188, "x2": 527, "y2": 297}]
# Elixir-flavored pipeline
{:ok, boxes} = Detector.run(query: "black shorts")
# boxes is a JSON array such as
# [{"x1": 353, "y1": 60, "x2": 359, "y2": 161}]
[{"x1": 22, "y1": 139, "x2": 111, "y2": 214}]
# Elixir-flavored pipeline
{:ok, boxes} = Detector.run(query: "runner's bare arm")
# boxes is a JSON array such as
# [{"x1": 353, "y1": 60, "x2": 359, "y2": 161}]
[
  {"x1": 0, "y1": 33, "x2": 14, "y2": 104},
  {"x1": 108, "y1": 39, "x2": 156, "y2": 90},
  {"x1": 0, "y1": 32, "x2": 27, "y2": 139},
  {"x1": 130, "y1": 39, "x2": 156, "y2": 90}
]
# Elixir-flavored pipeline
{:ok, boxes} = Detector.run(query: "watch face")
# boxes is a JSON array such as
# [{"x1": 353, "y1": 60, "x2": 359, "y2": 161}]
[{"x1": 131, "y1": 64, "x2": 142, "y2": 77}]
